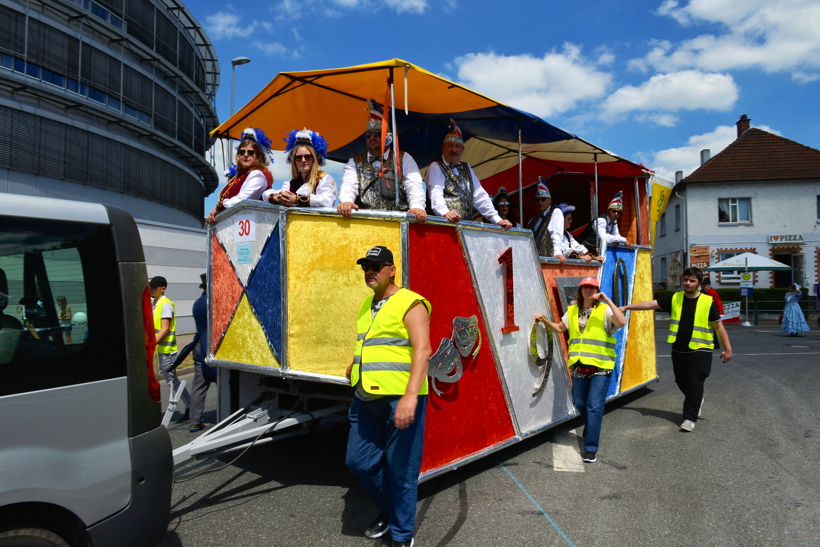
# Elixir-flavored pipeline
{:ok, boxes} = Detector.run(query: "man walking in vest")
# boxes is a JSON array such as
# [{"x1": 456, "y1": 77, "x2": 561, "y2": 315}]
[
  {"x1": 150, "y1": 276, "x2": 190, "y2": 422},
  {"x1": 621, "y1": 267, "x2": 732, "y2": 432},
  {"x1": 345, "y1": 246, "x2": 432, "y2": 547}
]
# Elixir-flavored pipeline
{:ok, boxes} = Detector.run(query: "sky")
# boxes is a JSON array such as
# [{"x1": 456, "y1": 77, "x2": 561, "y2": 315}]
[{"x1": 190, "y1": 0, "x2": 820, "y2": 214}]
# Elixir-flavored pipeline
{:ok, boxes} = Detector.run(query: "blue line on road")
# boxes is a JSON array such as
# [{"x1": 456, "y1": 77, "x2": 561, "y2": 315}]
[{"x1": 496, "y1": 458, "x2": 577, "y2": 547}]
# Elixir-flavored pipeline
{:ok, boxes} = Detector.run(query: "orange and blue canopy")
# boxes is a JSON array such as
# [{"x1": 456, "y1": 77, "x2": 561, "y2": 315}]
[{"x1": 211, "y1": 59, "x2": 647, "y2": 194}]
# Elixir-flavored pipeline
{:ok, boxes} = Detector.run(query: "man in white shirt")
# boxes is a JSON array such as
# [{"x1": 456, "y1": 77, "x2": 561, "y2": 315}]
[
  {"x1": 337, "y1": 100, "x2": 427, "y2": 222},
  {"x1": 579, "y1": 191, "x2": 631, "y2": 253},
  {"x1": 425, "y1": 121, "x2": 512, "y2": 229},
  {"x1": 525, "y1": 177, "x2": 564, "y2": 259}
]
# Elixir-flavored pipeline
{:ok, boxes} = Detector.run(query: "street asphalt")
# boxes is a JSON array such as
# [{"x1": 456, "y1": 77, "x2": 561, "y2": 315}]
[{"x1": 158, "y1": 321, "x2": 819, "y2": 547}]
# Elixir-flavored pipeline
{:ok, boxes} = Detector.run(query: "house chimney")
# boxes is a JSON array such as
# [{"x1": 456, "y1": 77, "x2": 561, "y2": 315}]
[
  {"x1": 675, "y1": 171, "x2": 683, "y2": 183},
  {"x1": 736, "y1": 114, "x2": 750, "y2": 138},
  {"x1": 700, "y1": 149, "x2": 710, "y2": 166}
]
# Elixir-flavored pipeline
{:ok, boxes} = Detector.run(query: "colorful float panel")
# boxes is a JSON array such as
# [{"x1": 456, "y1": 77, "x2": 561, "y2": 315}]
[
  {"x1": 460, "y1": 228, "x2": 573, "y2": 436},
  {"x1": 285, "y1": 212, "x2": 403, "y2": 378},
  {"x1": 408, "y1": 223, "x2": 517, "y2": 477},
  {"x1": 620, "y1": 250, "x2": 658, "y2": 391},
  {"x1": 598, "y1": 246, "x2": 637, "y2": 398},
  {"x1": 210, "y1": 208, "x2": 281, "y2": 363}
]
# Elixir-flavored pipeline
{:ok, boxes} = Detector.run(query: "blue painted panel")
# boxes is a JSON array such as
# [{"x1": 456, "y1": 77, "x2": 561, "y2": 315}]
[{"x1": 245, "y1": 224, "x2": 282, "y2": 358}]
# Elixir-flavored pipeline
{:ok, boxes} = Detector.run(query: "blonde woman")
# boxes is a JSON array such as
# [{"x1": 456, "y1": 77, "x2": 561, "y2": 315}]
[{"x1": 264, "y1": 129, "x2": 336, "y2": 208}]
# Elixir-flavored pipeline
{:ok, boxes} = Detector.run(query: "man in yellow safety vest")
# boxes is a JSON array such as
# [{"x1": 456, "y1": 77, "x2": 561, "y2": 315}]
[
  {"x1": 345, "y1": 246, "x2": 432, "y2": 547},
  {"x1": 621, "y1": 267, "x2": 732, "y2": 432},
  {"x1": 150, "y1": 276, "x2": 190, "y2": 422}
]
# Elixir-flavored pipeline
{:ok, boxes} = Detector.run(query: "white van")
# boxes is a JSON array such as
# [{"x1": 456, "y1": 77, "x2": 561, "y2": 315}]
[{"x1": 0, "y1": 195, "x2": 172, "y2": 546}]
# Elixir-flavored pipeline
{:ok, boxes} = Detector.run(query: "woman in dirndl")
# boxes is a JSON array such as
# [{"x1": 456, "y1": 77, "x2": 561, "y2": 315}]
[
  {"x1": 781, "y1": 283, "x2": 810, "y2": 337},
  {"x1": 206, "y1": 127, "x2": 274, "y2": 224}
]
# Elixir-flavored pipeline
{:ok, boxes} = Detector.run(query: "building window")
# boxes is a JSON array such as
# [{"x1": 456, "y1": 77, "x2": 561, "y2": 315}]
[
  {"x1": 816, "y1": 195, "x2": 819, "y2": 222},
  {"x1": 660, "y1": 257, "x2": 667, "y2": 282},
  {"x1": 718, "y1": 198, "x2": 751, "y2": 223},
  {"x1": 674, "y1": 204, "x2": 681, "y2": 231},
  {"x1": 660, "y1": 213, "x2": 666, "y2": 237}
]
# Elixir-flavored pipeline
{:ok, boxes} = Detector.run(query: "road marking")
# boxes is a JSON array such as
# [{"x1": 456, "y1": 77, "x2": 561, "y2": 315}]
[
  {"x1": 496, "y1": 459, "x2": 577, "y2": 547},
  {"x1": 552, "y1": 428, "x2": 585, "y2": 473},
  {"x1": 657, "y1": 352, "x2": 820, "y2": 357}
]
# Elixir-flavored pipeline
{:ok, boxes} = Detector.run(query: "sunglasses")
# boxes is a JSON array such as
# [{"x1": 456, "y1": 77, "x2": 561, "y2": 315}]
[
  {"x1": 609, "y1": 210, "x2": 622, "y2": 215},
  {"x1": 365, "y1": 131, "x2": 382, "y2": 139},
  {"x1": 361, "y1": 262, "x2": 392, "y2": 272},
  {"x1": 237, "y1": 149, "x2": 256, "y2": 157},
  {"x1": 535, "y1": 197, "x2": 549, "y2": 202},
  {"x1": 294, "y1": 154, "x2": 313, "y2": 161}
]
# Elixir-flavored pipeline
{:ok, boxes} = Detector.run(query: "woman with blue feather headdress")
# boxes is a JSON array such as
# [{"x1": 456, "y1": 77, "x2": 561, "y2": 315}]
[
  {"x1": 263, "y1": 129, "x2": 336, "y2": 208},
  {"x1": 206, "y1": 127, "x2": 274, "y2": 224}
]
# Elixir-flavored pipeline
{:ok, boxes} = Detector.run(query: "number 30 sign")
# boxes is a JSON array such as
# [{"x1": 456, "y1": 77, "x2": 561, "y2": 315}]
[{"x1": 234, "y1": 214, "x2": 255, "y2": 242}]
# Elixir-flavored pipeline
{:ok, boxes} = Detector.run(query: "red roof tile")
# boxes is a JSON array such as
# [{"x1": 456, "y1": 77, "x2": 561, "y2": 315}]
[{"x1": 683, "y1": 128, "x2": 820, "y2": 184}]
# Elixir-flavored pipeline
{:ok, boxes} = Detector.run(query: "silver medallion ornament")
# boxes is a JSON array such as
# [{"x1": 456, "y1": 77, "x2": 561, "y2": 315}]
[{"x1": 529, "y1": 319, "x2": 553, "y2": 396}]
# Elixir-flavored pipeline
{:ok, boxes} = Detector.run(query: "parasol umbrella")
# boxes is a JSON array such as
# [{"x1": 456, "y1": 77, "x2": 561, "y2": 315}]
[{"x1": 704, "y1": 252, "x2": 794, "y2": 326}]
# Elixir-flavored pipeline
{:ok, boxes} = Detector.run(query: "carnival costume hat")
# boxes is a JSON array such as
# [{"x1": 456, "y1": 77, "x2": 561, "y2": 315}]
[
  {"x1": 366, "y1": 99, "x2": 393, "y2": 147},
  {"x1": 226, "y1": 127, "x2": 274, "y2": 179},
  {"x1": 443, "y1": 119, "x2": 464, "y2": 145},
  {"x1": 494, "y1": 186, "x2": 511, "y2": 207},
  {"x1": 534, "y1": 176, "x2": 551, "y2": 199},
  {"x1": 284, "y1": 128, "x2": 328, "y2": 166},
  {"x1": 557, "y1": 202, "x2": 575, "y2": 215},
  {"x1": 608, "y1": 191, "x2": 624, "y2": 211}
]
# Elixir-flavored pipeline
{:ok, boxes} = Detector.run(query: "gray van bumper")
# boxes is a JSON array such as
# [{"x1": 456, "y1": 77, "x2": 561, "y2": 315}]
[{"x1": 87, "y1": 426, "x2": 173, "y2": 547}]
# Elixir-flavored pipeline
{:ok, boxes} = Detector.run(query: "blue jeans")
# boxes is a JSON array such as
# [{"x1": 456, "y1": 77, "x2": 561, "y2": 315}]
[
  {"x1": 572, "y1": 373, "x2": 611, "y2": 454},
  {"x1": 346, "y1": 395, "x2": 426, "y2": 543}
]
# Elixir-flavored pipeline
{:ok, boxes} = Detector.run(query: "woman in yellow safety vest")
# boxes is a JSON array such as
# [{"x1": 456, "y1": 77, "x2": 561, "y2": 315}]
[{"x1": 535, "y1": 276, "x2": 625, "y2": 464}]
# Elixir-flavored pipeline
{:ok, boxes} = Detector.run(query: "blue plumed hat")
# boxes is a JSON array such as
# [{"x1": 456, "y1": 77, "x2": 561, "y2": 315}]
[
  {"x1": 557, "y1": 202, "x2": 576, "y2": 215},
  {"x1": 284, "y1": 128, "x2": 328, "y2": 166},
  {"x1": 239, "y1": 127, "x2": 273, "y2": 165}
]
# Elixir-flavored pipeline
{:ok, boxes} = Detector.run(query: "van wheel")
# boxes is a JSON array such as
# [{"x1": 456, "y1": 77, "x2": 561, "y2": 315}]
[{"x1": 0, "y1": 528, "x2": 71, "y2": 547}]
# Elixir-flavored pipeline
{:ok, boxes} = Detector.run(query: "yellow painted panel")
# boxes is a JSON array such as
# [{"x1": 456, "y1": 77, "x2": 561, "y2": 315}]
[
  {"x1": 621, "y1": 250, "x2": 658, "y2": 391},
  {"x1": 216, "y1": 294, "x2": 280, "y2": 368},
  {"x1": 286, "y1": 214, "x2": 402, "y2": 377}
]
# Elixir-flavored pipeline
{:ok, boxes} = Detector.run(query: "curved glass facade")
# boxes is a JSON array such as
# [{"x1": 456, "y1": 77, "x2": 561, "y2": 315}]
[{"x1": 0, "y1": 0, "x2": 219, "y2": 222}]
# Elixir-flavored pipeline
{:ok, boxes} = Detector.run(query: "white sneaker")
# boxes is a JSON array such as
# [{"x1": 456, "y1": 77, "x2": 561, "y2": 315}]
[
  {"x1": 680, "y1": 420, "x2": 695, "y2": 432},
  {"x1": 698, "y1": 398, "x2": 704, "y2": 418}
]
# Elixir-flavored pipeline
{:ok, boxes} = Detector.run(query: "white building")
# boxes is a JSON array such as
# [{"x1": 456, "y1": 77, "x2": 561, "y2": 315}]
[
  {"x1": 654, "y1": 115, "x2": 820, "y2": 296},
  {"x1": 0, "y1": 0, "x2": 220, "y2": 332}
]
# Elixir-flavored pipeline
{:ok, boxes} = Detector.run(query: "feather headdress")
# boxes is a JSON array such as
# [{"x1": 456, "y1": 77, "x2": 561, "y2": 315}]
[{"x1": 284, "y1": 128, "x2": 328, "y2": 166}]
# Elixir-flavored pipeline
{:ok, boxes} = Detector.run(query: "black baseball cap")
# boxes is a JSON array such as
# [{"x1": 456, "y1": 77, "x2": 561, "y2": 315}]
[
  {"x1": 148, "y1": 276, "x2": 168, "y2": 288},
  {"x1": 356, "y1": 246, "x2": 394, "y2": 264}
]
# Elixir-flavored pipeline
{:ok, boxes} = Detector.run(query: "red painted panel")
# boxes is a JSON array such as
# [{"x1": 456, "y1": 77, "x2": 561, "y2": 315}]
[
  {"x1": 211, "y1": 232, "x2": 244, "y2": 353},
  {"x1": 408, "y1": 224, "x2": 516, "y2": 474}
]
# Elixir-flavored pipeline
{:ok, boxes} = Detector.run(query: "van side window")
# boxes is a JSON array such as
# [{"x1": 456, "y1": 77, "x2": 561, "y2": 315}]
[{"x1": 0, "y1": 217, "x2": 126, "y2": 396}]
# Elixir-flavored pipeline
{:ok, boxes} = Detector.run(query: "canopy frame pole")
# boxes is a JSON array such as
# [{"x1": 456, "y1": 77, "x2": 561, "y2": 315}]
[
  {"x1": 634, "y1": 176, "x2": 643, "y2": 246},
  {"x1": 742, "y1": 257, "x2": 753, "y2": 327},
  {"x1": 518, "y1": 127, "x2": 523, "y2": 227},
  {"x1": 389, "y1": 69, "x2": 400, "y2": 209},
  {"x1": 594, "y1": 154, "x2": 600, "y2": 257}
]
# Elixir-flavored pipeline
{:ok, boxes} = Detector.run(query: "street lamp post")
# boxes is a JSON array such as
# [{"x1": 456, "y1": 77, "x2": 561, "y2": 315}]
[{"x1": 227, "y1": 56, "x2": 251, "y2": 169}]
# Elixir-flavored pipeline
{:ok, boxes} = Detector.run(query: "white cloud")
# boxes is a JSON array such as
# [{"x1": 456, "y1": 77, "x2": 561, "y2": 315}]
[
  {"x1": 640, "y1": 0, "x2": 820, "y2": 78},
  {"x1": 452, "y1": 47, "x2": 612, "y2": 119},
  {"x1": 641, "y1": 122, "x2": 779, "y2": 179},
  {"x1": 636, "y1": 112, "x2": 680, "y2": 127},
  {"x1": 384, "y1": 0, "x2": 427, "y2": 13},
  {"x1": 254, "y1": 41, "x2": 288, "y2": 56},
  {"x1": 792, "y1": 71, "x2": 820, "y2": 83},
  {"x1": 600, "y1": 70, "x2": 738, "y2": 123},
  {"x1": 204, "y1": 12, "x2": 271, "y2": 39}
]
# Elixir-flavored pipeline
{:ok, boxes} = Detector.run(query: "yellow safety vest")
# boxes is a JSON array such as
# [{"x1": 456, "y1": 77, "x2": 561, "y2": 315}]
[
  {"x1": 153, "y1": 295, "x2": 177, "y2": 354},
  {"x1": 668, "y1": 292, "x2": 714, "y2": 350},
  {"x1": 352, "y1": 288, "x2": 431, "y2": 396},
  {"x1": 567, "y1": 303, "x2": 617, "y2": 370}
]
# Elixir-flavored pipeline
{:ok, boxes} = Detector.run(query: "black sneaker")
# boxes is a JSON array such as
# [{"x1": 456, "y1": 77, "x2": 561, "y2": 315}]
[
  {"x1": 176, "y1": 409, "x2": 190, "y2": 423},
  {"x1": 386, "y1": 539, "x2": 414, "y2": 547},
  {"x1": 582, "y1": 451, "x2": 597, "y2": 463},
  {"x1": 365, "y1": 514, "x2": 389, "y2": 539}
]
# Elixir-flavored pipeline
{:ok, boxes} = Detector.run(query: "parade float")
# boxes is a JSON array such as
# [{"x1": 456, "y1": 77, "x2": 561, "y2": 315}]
[{"x1": 173, "y1": 60, "x2": 674, "y2": 480}]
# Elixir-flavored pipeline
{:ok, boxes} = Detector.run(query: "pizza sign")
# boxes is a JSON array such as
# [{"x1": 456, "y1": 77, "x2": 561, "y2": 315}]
[{"x1": 768, "y1": 234, "x2": 804, "y2": 244}]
